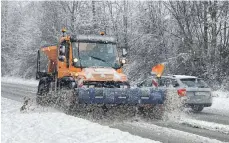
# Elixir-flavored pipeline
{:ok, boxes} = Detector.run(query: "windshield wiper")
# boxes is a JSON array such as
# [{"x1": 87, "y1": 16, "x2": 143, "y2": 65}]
[
  {"x1": 90, "y1": 56, "x2": 112, "y2": 67},
  {"x1": 90, "y1": 56, "x2": 106, "y2": 62}
]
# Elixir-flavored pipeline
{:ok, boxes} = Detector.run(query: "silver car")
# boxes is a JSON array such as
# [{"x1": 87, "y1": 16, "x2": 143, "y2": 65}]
[{"x1": 137, "y1": 75, "x2": 212, "y2": 112}]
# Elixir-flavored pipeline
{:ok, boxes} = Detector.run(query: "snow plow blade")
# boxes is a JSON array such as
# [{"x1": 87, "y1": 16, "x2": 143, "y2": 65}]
[{"x1": 76, "y1": 88, "x2": 166, "y2": 105}]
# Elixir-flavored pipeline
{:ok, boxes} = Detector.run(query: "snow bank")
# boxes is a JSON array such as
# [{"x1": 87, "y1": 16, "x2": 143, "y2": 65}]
[
  {"x1": 212, "y1": 90, "x2": 229, "y2": 98},
  {"x1": 1, "y1": 98, "x2": 160, "y2": 143},
  {"x1": 201, "y1": 97, "x2": 229, "y2": 116},
  {"x1": 1, "y1": 76, "x2": 38, "y2": 86},
  {"x1": 210, "y1": 97, "x2": 229, "y2": 112},
  {"x1": 179, "y1": 118, "x2": 229, "y2": 135}
]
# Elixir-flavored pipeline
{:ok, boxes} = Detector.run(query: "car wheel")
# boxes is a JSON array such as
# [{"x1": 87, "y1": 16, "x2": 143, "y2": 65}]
[{"x1": 191, "y1": 105, "x2": 204, "y2": 112}]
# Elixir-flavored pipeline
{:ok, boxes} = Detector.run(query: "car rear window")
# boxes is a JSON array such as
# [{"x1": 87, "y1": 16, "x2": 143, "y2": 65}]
[
  {"x1": 158, "y1": 78, "x2": 179, "y2": 87},
  {"x1": 180, "y1": 78, "x2": 209, "y2": 88}
]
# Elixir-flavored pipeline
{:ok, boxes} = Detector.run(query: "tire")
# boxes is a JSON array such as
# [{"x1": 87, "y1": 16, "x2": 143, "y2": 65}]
[
  {"x1": 36, "y1": 80, "x2": 50, "y2": 106},
  {"x1": 191, "y1": 105, "x2": 204, "y2": 112}
]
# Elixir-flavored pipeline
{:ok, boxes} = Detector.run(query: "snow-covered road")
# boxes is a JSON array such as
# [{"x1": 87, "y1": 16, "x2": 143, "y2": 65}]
[{"x1": 1, "y1": 77, "x2": 229, "y2": 143}]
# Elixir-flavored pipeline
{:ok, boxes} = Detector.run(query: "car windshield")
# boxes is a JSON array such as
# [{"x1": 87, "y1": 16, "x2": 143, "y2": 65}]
[
  {"x1": 72, "y1": 42, "x2": 121, "y2": 69},
  {"x1": 180, "y1": 78, "x2": 209, "y2": 88}
]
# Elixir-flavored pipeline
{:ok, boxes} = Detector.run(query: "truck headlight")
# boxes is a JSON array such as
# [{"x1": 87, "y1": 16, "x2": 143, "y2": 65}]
[{"x1": 121, "y1": 59, "x2": 126, "y2": 64}]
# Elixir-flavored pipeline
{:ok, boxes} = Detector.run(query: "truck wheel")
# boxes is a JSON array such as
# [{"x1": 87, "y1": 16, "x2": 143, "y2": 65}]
[
  {"x1": 36, "y1": 82, "x2": 50, "y2": 106},
  {"x1": 191, "y1": 105, "x2": 204, "y2": 112}
]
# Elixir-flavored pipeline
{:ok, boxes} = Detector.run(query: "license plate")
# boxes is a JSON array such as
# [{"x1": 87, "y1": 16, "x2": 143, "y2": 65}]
[{"x1": 195, "y1": 92, "x2": 209, "y2": 96}]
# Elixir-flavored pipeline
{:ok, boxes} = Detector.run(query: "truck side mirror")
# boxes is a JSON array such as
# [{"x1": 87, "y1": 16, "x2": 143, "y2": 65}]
[
  {"x1": 59, "y1": 45, "x2": 66, "y2": 62},
  {"x1": 122, "y1": 48, "x2": 127, "y2": 57},
  {"x1": 59, "y1": 45, "x2": 66, "y2": 55},
  {"x1": 58, "y1": 55, "x2": 66, "y2": 62}
]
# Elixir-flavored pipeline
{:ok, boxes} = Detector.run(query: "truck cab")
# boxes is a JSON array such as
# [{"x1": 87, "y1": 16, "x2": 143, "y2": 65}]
[{"x1": 37, "y1": 31, "x2": 128, "y2": 90}]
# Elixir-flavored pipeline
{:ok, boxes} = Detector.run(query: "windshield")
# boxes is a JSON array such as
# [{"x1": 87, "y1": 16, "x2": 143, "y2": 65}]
[
  {"x1": 72, "y1": 42, "x2": 121, "y2": 69},
  {"x1": 180, "y1": 78, "x2": 209, "y2": 88}
]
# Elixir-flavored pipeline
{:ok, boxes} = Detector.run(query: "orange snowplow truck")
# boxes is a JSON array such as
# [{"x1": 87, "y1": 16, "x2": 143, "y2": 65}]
[{"x1": 36, "y1": 28, "x2": 166, "y2": 108}]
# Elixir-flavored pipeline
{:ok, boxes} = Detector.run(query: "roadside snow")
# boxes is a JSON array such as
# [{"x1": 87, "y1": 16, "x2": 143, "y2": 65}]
[
  {"x1": 1, "y1": 76, "x2": 38, "y2": 86},
  {"x1": 200, "y1": 97, "x2": 229, "y2": 116},
  {"x1": 1, "y1": 98, "x2": 160, "y2": 143},
  {"x1": 212, "y1": 90, "x2": 229, "y2": 98},
  {"x1": 210, "y1": 97, "x2": 229, "y2": 112},
  {"x1": 179, "y1": 118, "x2": 229, "y2": 135}
]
